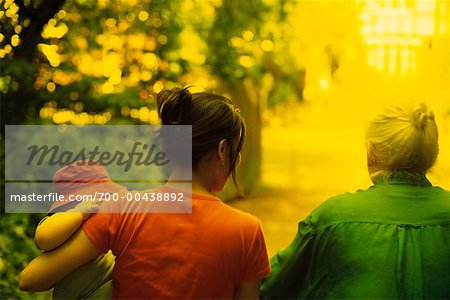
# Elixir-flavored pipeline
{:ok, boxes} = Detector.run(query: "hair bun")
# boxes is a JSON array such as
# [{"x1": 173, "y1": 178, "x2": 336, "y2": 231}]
[
  {"x1": 412, "y1": 104, "x2": 435, "y2": 129},
  {"x1": 157, "y1": 88, "x2": 192, "y2": 125}
]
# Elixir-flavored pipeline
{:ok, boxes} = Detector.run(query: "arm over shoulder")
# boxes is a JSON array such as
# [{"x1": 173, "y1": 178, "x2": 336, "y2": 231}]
[{"x1": 19, "y1": 229, "x2": 99, "y2": 292}]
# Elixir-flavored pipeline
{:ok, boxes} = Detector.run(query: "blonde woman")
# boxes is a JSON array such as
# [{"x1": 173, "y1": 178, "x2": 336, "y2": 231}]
[{"x1": 261, "y1": 104, "x2": 450, "y2": 299}]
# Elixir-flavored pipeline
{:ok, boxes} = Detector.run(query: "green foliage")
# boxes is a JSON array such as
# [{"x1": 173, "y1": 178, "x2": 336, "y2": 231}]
[
  {"x1": 206, "y1": 0, "x2": 268, "y2": 80},
  {"x1": 0, "y1": 214, "x2": 51, "y2": 299}
]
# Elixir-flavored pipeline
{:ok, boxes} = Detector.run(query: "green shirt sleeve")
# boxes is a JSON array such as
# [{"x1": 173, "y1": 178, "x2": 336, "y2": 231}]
[{"x1": 261, "y1": 214, "x2": 317, "y2": 299}]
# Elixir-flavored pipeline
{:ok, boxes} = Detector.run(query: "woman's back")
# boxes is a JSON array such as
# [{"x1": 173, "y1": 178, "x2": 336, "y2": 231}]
[
  {"x1": 83, "y1": 188, "x2": 270, "y2": 299},
  {"x1": 262, "y1": 173, "x2": 450, "y2": 299}
]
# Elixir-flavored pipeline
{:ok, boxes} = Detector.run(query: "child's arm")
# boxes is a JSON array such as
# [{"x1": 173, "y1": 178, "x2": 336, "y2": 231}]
[
  {"x1": 35, "y1": 202, "x2": 99, "y2": 251},
  {"x1": 20, "y1": 228, "x2": 99, "y2": 292}
]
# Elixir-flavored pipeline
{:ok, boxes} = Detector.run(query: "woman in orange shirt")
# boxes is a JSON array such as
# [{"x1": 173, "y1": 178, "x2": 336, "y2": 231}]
[{"x1": 20, "y1": 88, "x2": 271, "y2": 299}]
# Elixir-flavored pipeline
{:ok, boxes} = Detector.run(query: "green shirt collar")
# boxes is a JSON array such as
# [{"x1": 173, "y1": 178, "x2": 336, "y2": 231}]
[{"x1": 373, "y1": 171, "x2": 432, "y2": 186}]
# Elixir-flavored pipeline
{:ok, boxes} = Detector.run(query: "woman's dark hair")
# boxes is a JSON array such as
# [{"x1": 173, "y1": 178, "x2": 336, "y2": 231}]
[{"x1": 156, "y1": 88, "x2": 245, "y2": 188}]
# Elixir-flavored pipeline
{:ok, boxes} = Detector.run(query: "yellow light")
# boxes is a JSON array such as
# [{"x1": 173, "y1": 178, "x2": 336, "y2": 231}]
[
  {"x1": 75, "y1": 112, "x2": 90, "y2": 125},
  {"x1": 376, "y1": 46, "x2": 384, "y2": 70},
  {"x1": 4, "y1": 45, "x2": 12, "y2": 54},
  {"x1": 47, "y1": 82, "x2": 56, "y2": 92},
  {"x1": 105, "y1": 18, "x2": 116, "y2": 28},
  {"x1": 76, "y1": 37, "x2": 88, "y2": 50},
  {"x1": 142, "y1": 53, "x2": 158, "y2": 69},
  {"x1": 52, "y1": 110, "x2": 75, "y2": 124},
  {"x1": 48, "y1": 18, "x2": 57, "y2": 27},
  {"x1": 242, "y1": 30, "x2": 254, "y2": 41},
  {"x1": 169, "y1": 63, "x2": 181, "y2": 74},
  {"x1": 261, "y1": 39, "x2": 274, "y2": 52},
  {"x1": 139, "y1": 107, "x2": 150, "y2": 122},
  {"x1": 239, "y1": 55, "x2": 254, "y2": 68},
  {"x1": 178, "y1": 28, "x2": 206, "y2": 65},
  {"x1": 319, "y1": 78, "x2": 329, "y2": 90},
  {"x1": 8, "y1": 3, "x2": 19, "y2": 14},
  {"x1": 230, "y1": 37, "x2": 245, "y2": 48},
  {"x1": 5, "y1": 6, "x2": 18, "y2": 18},
  {"x1": 103, "y1": 112, "x2": 112, "y2": 121},
  {"x1": 140, "y1": 71, "x2": 152, "y2": 82},
  {"x1": 42, "y1": 23, "x2": 69, "y2": 39},
  {"x1": 388, "y1": 47, "x2": 397, "y2": 75},
  {"x1": 128, "y1": 33, "x2": 146, "y2": 49},
  {"x1": 3, "y1": 0, "x2": 12, "y2": 10},
  {"x1": 39, "y1": 108, "x2": 48, "y2": 118},
  {"x1": 400, "y1": 48, "x2": 410, "y2": 75},
  {"x1": 11, "y1": 34, "x2": 20, "y2": 47},
  {"x1": 101, "y1": 82, "x2": 114, "y2": 94},
  {"x1": 118, "y1": 21, "x2": 129, "y2": 32},
  {"x1": 145, "y1": 37, "x2": 157, "y2": 51},
  {"x1": 153, "y1": 81, "x2": 164, "y2": 93},
  {"x1": 39, "y1": 107, "x2": 56, "y2": 119},
  {"x1": 109, "y1": 70, "x2": 122, "y2": 85},
  {"x1": 138, "y1": 11, "x2": 149, "y2": 22},
  {"x1": 94, "y1": 114, "x2": 107, "y2": 124},
  {"x1": 52, "y1": 113, "x2": 61, "y2": 124},
  {"x1": 39, "y1": 44, "x2": 61, "y2": 67},
  {"x1": 130, "y1": 108, "x2": 139, "y2": 119},
  {"x1": 101, "y1": 52, "x2": 121, "y2": 78},
  {"x1": 148, "y1": 110, "x2": 160, "y2": 124},
  {"x1": 56, "y1": 10, "x2": 67, "y2": 20}
]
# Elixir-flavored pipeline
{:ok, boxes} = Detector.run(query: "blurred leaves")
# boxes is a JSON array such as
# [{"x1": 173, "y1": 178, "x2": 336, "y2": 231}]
[
  {"x1": 0, "y1": 213, "x2": 51, "y2": 299},
  {"x1": 1, "y1": 0, "x2": 305, "y2": 126}
]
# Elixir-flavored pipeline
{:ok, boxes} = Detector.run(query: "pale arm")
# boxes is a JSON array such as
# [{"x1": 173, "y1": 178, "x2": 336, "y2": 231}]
[
  {"x1": 35, "y1": 203, "x2": 99, "y2": 251},
  {"x1": 20, "y1": 228, "x2": 99, "y2": 292},
  {"x1": 234, "y1": 280, "x2": 261, "y2": 299}
]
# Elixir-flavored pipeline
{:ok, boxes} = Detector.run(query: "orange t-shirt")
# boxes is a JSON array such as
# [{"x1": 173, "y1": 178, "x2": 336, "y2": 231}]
[{"x1": 82, "y1": 188, "x2": 271, "y2": 299}]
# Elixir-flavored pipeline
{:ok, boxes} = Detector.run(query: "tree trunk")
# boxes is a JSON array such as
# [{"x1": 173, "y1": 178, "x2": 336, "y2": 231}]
[
  {"x1": 2, "y1": 0, "x2": 66, "y2": 126},
  {"x1": 217, "y1": 77, "x2": 262, "y2": 200}
]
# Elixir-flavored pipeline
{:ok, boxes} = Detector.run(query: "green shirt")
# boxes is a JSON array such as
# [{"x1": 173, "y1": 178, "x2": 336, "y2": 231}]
[{"x1": 261, "y1": 173, "x2": 450, "y2": 299}]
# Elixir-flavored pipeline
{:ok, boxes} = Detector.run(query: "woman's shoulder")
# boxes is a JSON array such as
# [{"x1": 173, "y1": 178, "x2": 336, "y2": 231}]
[
  {"x1": 312, "y1": 189, "x2": 367, "y2": 214},
  {"x1": 216, "y1": 201, "x2": 261, "y2": 228},
  {"x1": 189, "y1": 191, "x2": 261, "y2": 227},
  {"x1": 309, "y1": 185, "x2": 450, "y2": 228}
]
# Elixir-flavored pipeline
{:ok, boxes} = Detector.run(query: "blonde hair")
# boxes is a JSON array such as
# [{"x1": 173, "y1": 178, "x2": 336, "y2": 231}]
[{"x1": 366, "y1": 104, "x2": 439, "y2": 182}]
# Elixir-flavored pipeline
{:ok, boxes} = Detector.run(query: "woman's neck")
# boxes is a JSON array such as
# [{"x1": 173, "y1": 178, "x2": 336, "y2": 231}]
[{"x1": 167, "y1": 167, "x2": 214, "y2": 197}]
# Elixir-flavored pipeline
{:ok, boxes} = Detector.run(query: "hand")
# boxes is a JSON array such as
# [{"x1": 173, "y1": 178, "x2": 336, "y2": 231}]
[{"x1": 70, "y1": 200, "x2": 101, "y2": 220}]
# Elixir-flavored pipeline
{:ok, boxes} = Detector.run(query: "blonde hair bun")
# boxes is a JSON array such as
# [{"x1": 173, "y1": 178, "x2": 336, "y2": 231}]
[
  {"x1": 366, "y1": 103, "x2": 439, "y2": 181},
  {"x1": 412, "y1": 104, "x2": 435, "y2": 130}
]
